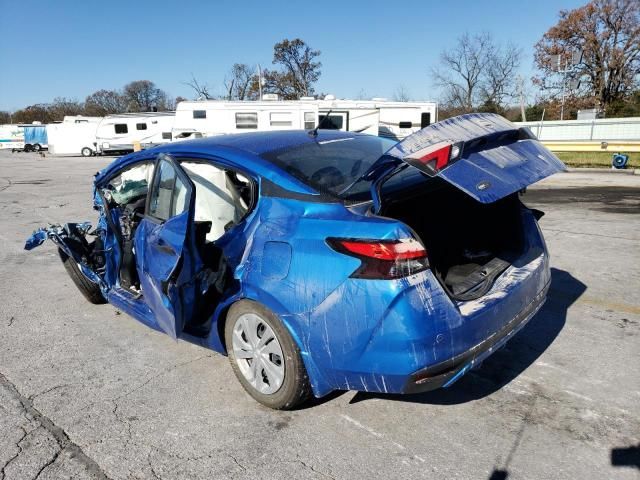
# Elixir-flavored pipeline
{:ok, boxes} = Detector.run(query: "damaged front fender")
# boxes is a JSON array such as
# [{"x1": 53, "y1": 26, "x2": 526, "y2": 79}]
[{"x1": 24, "y1": 222, "x2": 106, "y2": 288}]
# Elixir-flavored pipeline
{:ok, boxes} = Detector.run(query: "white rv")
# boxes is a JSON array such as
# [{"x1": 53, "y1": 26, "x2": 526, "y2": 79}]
[
  {"x1": 62, "y1": 115, "x2": 103, "y2": 124},
  {"x1": 0, "y1": 125, "x2": 25, "y2": 150},
  {"x1": 173, "y1": 101, "x2": 319, "y2": 139},
  {"x1": 95, "y1": 112, "x2": 175, "y2": 155},
  {"x1": 47, "y1": 118, "x2": 102, "y2": 156},
  {"x1": 317, "y1": 97, "x2": 438, "y2": 140}
]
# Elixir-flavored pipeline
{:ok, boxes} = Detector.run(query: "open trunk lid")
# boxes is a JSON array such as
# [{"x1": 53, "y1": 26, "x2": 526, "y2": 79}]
[{"x1": 367, "y1": 113, "x2": 566, "y2": 205}]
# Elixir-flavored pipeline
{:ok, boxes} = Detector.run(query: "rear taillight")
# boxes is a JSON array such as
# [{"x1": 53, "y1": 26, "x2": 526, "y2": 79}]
[
  {"x1": 404, "y1": 140, "x2": 463, "y2": 176},
  {"x1": 328, "y1": 238, "x2": 429, "y2": 279}
]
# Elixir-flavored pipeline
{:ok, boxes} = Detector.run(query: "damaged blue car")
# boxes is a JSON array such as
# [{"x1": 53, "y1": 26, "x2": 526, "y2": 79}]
[{"x1": 25, "y1": 113, "x2": 565, "y2": 409}]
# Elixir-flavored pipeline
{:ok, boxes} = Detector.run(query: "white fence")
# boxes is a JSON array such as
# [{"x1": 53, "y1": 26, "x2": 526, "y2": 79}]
[{"x1": 514, "y1": 117, "x2": 640, "y2": 142}]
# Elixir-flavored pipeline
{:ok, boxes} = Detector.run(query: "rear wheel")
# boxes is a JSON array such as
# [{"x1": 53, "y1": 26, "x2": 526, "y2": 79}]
[
  {"x1": 58, "y1": 249, "x2": 106, "y2": 304},
  {"x1": 33, "y1": 144, "x2": 41, "y2": 152},
  {"x1": 81, "y1": 147, "x2": 93, "y2": 157},
  {"x1": 225, "y1": 300, "x2": 311, "y2": 409}
]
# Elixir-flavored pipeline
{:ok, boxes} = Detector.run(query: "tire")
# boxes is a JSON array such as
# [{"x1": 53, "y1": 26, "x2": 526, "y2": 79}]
[
  {"x1": 225, "y1": 300, "x2": 311, "y2": 409},
  {"x1": 81, "y1": 147, "x2": 93, "y2": 157},
  {"x1": 33, "y1": 144, "x2": 41, "y2": 152},
  {"x1": 58, "y1": 249, "x2": 106, "y2": 304}
]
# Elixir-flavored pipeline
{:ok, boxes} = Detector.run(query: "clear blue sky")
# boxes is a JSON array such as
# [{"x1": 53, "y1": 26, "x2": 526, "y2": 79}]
[{"x1": 0, "y1": 0, "x2": 586, "y2": 111}]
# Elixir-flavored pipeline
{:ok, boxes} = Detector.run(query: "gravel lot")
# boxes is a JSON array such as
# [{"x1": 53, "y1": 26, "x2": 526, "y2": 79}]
[{"x1": 1, "y1": 149, "x2": 638, "y2": 480}]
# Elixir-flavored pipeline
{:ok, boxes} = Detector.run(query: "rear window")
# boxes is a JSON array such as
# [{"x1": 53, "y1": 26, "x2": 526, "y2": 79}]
[{"x1": 261, "y1": 135, "x2": 397, "y2": 199}]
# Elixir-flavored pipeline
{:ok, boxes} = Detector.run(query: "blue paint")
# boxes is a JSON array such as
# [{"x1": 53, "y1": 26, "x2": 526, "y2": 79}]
[
  {"x1": 22, "y1": 125, "x2": 48, "y2": 146},
  {"x1": 24, "y1": 116, "x2": 562, "y2": 398}
]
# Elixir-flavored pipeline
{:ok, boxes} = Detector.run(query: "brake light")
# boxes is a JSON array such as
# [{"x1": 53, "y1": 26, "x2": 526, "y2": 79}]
[
  {"x1": 328, "y1": 238, "x2": 429, "y2": 279},
  {"x1": 404, "y1": 140, "x2": 463, "y2": 176}
]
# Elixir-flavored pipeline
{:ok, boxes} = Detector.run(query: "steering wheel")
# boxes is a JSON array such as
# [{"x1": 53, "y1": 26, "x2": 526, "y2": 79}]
[{"x1": 310, "y1": 166, "x2": 345, "y2": 190}]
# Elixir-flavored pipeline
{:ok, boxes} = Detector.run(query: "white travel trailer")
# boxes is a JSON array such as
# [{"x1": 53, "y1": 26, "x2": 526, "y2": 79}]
[
  {"x1": 173, "y1": 101, "x2": 319, "y2": 139},
  {"x1": 317, "y1": 97, "x2": 438, "y2": 140},
  {"x1": 0, "y1": 124, "x2": 25, "y2": 150},
  {"x1": 47, "y1": 119, "x2": 101, "y2": 156},
  {"x1": 62, "y1": 115, "x2": 103, "y2": 124},
  {"x1": 95, "y1": 112, "x2": 175, "y2": 155}
]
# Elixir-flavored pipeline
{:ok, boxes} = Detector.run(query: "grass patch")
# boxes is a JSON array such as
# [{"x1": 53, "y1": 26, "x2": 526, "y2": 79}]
[{"x1": 554, "y1": 151, "x2": 640, "y2": 168}]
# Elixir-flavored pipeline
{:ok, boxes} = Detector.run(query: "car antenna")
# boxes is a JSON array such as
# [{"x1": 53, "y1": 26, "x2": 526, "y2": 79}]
[{"x1": 309, "y1": 109, "x2": 332, "y2": 138}]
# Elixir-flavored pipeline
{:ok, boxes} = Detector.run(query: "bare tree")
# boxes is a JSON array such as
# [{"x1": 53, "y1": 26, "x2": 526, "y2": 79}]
[
  {"x1": 431, "y1": 33, "x2": 493, "y2": 111},
  {"x1": 480, "y1": 42, "x2": 522, "y2": 108},
  {"x1": 47, "y1": 97, "x2": 85, "y2": 120},
  {"x1": 11, "y1": 105, "x2": 54, "y2": 124},
  {"x1": 122, "y1": 80, "x2": 169, "y2": 112},
  {"x1": 224, "y1": 64, "x2": 259, "y2": 100},
  {"x1": 0, "y1": 111, "x2": 11, "y2": 123},
  {"x1": 184, "y1": 74, "x2": 214, "y2": 100},
  {"x1": 85, "y1": 89, "x2": 127, "y2": 116},
  {"x1": 355, "y1": 88, "x2": 369, "y2": 100},
  {"x1": 392, "y1": 85, "x2": 411, "y2": 102},
  {"x1": 534, "y1": 0, "x2": 640, "y2": 113}
]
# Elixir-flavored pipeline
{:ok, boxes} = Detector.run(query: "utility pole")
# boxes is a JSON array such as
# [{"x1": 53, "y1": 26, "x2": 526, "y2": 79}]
[
  {"x1": 551, "y1": 50, "x2": 582, "y2": 121},
  {"x1": 559, "y1": 56, "x2": 568, "y2": 121},
  {"x1": 518, "y1": 75, "x2": 526, "y2": 122},
  {"x1": 257, "y1": 64, "x2": 263, "y2": 101}
]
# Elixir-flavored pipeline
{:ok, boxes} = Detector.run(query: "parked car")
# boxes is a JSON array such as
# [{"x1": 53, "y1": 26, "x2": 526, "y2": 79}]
[{"x1": 25, "y1": 113, "x2": 565, "y2": 409}]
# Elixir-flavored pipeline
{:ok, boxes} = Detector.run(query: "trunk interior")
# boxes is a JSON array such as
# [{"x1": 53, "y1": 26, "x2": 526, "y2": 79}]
[{"x1": 381, "y1": 178, "x2": 526, "y2": 301}]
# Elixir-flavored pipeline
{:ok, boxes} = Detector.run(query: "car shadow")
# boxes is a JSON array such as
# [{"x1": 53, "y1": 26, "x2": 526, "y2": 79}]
[
  {"x1": 611, "y1": 443, "x2": 640, "y2": 470},
  {"x1": 349, "y1": 267, "x2": 586, "y2": 406}
]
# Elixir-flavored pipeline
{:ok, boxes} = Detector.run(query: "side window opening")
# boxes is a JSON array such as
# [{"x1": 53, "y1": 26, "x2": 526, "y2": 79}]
[
  {"x1": 114, "y1": 124, "x2": 128, "y2": 134},
  {"x1": 270, "y1": 112, "x2": 293, "y2": 127},
  {"x1": 136, "y1": 123, "x2": 148, "y2": 130},
  {"x1": 181, "y1": 161, "x2": 251, "y2": 243},
  {"x1": 148, "y1": 159, "x2": 190, "y2": 221},
  {"x1": 105, "y1": 162, "x2": 155, "y2": 209},
  {"x1": 235, "y1": 112, "x2": 258, "y2": 129},
  {"x1": 102, "y1": 161, "x2": 155, "y2": 292},
  {"x1": 318, "y1": 114, "x2": 343, "y2": 130},
  {"x1": 193, "y1": 110, "x2": 206, "y2": 119},
  {"x1": 304, "y1": 112, "x2": 316, "y2": 130}
]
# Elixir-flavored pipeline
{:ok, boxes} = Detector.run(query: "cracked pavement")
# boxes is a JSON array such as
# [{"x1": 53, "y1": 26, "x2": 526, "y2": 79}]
[{"x1": 0, "y1": 151, "x2": 639, "y2": 479}]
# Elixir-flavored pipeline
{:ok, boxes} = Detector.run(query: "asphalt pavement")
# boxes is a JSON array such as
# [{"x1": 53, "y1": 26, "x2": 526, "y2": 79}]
[{"x1": 0, "y1": 150, "x2": 638, "y2": 480}]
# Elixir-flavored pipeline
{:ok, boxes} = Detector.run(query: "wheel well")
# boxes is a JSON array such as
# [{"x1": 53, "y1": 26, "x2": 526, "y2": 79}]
[{"x1": 216, "y1": 303, "x2": 234, "y2": 354}]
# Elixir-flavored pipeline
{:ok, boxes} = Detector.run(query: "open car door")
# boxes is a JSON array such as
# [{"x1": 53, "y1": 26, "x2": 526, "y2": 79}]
[{"x1": 133, "y1": 154, "x2": 202, "y2": 339}]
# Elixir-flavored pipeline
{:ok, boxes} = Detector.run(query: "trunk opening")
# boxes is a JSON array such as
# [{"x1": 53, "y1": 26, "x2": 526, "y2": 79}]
[{"x1": 381, "y1": 177, "x2": 526, "y2": 301}]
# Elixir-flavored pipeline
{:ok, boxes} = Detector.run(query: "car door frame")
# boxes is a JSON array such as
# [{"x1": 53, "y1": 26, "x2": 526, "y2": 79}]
[{"x1": 134, "y1": 152, "x2": 201, "y2": 339}]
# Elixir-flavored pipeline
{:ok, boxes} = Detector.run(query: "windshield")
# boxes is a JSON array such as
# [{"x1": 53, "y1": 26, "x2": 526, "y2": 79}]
[{"x1": 261, "y1": 135, "x2": 398, "y2": 199}]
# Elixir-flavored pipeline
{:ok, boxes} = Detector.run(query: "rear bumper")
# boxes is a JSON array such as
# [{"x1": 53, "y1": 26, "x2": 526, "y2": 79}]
[{"x1": 402, "y1": 278, "x2": 550, "y2": 394}]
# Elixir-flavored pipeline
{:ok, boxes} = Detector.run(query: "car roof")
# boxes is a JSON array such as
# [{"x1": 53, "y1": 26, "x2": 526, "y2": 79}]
[
  {"x1": 171, "y1": 129, "x2": 362, "y2": 155},
  {"x1": 94, "y1": 130, "x2": 368, "y2": 195}
]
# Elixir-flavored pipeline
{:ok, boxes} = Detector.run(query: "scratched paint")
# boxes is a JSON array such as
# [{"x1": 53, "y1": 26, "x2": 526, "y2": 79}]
[{"x1": 23, "y1": 118, "x2": 562, "y2": 400}]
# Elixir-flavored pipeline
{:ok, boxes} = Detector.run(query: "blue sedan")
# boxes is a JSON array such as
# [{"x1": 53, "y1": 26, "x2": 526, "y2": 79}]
[{"x1": 25, "y1": 113, "x2": 565, "y2": 409}]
